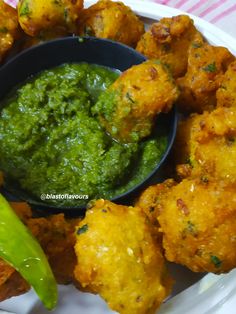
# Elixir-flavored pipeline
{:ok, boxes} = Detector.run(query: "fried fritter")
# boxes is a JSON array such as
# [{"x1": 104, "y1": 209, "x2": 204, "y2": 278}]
[
  {"x1": 217, "y1": 60, "x2": 236, "y2": 108},
  {"x1": 74, "y1": 199, "x2": 173, "y2": 314},
  {"x1": 9, "y1": 201, "x2": 32, "y2": 221},
  {"x1": 173, "y1": 113, "x2": 205, "y2": 179},
  {"x1": 135, "y1": 179, "x2": 176, "y2": 226},
  {"x1": 0, "y1": 259, "x2": 30, "y2": 302},
  {"x1": 22, "y1": 28, "x2": 68, "y2": 49},
  {"x1": 77, "y1": 0, "x2": 144, "y2": 47},
  {"x1": 26, "y1": 213, "x2": 79, "y2": 284},
  {"x1": 136, "y1": 15, "x2": 204, "y2": 78},
  {"x1": 176, "y1": 43, "x2": 234, "y2": 113},
  {"x1": 175, "y1": 107, "x2": 236, "y2": 183},
  {"x1": 93, "y1": 60, "x2": 179, "y2": 143},
  {"x1": 0, "y1": 0, "x2": 20, "y2": 63},
  {"x1": 157, "y1": 178, "x2": 236, "y2": 273},
  {"x1": 18, "y1": 0, "x2": 83, "y2": 36}
]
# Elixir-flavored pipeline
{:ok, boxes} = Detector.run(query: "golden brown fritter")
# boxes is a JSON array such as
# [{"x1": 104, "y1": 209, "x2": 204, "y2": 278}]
[
  {"x1": 74, "y1": 199, "x2": 173, "y2": 314},
  {"x1": 217, "y1": 60, "x2": 236, "y2": 108},
  {"x1": 0, "y1": 259, "x2": 30, "y2": 302},
  {"x1": 135, "y1": 179, "x2": 176, "y2": 226},
  {"x1": 0, "y1": 0, "x2": 20, "y2": 63},
  {"x1": 93, "y1": 60, "x2": 179, "y2": 143},
  {"x1": 18, "y1": 0, "x2": 83, "y2": 36},
  {"x1": 26, "y1": 213, "x2": 79, "y2": 284},
  {"x1": 157, "y1": 178, "x2": 236, "y2": 273},
  {"x1": 8, "y1": 201, "x2": 32, "y2": 221},
  {"x1": 192, "y1": 107, "x2": 236, "y2": 183},
  {"x1": 136, "y1": 15, "x2": 204, "y2": 78},
  {"x1": 77, "y1": 0, "x2": 144, "y2": 47},
  {"x1": 174, "y1": 107, "x2": 236, "y2": 184},
  {"x1": 173, "y1": 113, "x2": 206, "y2": 179},
  {"x1": 22, "y1": 28, "x2": 69, "y2": 49},
  {"x1": 176, "y1": 43, "x2": 234, "y2": 113}
]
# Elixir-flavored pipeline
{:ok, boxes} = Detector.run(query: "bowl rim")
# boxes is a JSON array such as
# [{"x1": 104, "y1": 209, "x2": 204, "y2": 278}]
[
  {"x1": 0, "y1": 36, "x2": 177, "y2": 213},
  {"x1": 1, "y1": 35, "x2": 146, "y2": 71}
]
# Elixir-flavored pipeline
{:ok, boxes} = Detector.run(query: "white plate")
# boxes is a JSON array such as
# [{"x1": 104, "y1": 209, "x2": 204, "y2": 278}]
[{"x1": 1, "y1": 1, "x2": 236, "y2": 313}]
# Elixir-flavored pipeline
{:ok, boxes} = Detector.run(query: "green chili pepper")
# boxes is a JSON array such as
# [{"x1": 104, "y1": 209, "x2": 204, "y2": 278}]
[{"x1": 0, "y1": 194, "x2": 58, "y2": 310}]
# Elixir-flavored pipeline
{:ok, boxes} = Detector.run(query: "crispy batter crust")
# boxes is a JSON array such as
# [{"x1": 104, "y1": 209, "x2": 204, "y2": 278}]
[
  {"x1": 74, "y1": 199, "x2": 173, "y2": 314},
  {"x1": 95, "y1": 60, "x2": 179, "y2": 142},
  {"x1": 217, "y1": 60, "x2": 236, "y2": 108},
  {"x1": 0, "y1": 0, "x2": 20, "y2": 63},
  {"x1": 157, "y1": 178, "x2": 236, "y2": 273},
  {"x1": 77, "y1": 0, "x2": 144, "y2": 47},
  {"x1": 174, "y1": 106, "x2": 236, "y2": 184},
  {"x1": 18, "y1": 0, "x2": 83, "y2": 36},
  {"x1": 177, "y1": 43, "x2": 234, "y2": 113},
  {"x1": 136, "y1": 15, "x2": 204, "y2": 78}
]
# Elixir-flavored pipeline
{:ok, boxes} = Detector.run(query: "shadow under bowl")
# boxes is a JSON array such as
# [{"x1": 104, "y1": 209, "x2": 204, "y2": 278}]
[{"x1": 0, "y1": 36, "x2": 177, "y2": 216}]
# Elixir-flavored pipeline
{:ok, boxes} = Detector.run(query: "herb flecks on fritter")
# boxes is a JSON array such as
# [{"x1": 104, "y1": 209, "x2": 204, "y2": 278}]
[
  {"x1": 217, "y1": 60, "x2": 236, "y2": 108},
  {"x1": 74, "y1": 199, "x2": 173, "y2": 314},
  {"x1": 0, "y1": 0, "x2": 21, "y2": 63},
  {"x1": 77, "y1": 0, "x2": 144, "y2": 47},
  {"x1": 136, "y1": 15, "x2": 204, "y2": 78},
  {"x1": 135, "y1": 179, "x2": 176, "y2": 227},
  {"x1": 157, "y1": 178, "x2": 236, "y2": 273},
  {"x1": 93, "y1": 60, "x2": 179, "y2": 143},
  {"x1": 174, "y1": 106, "x2": 236, "y2": 184},
  {"x1": 17, "y1": 0, "x2": 83, "y2": 36},
  {"x1": 176, "y1": 43, "x2": 234, "y2": 113}
]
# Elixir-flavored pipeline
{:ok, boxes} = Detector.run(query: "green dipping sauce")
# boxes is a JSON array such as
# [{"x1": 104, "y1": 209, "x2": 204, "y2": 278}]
[{"x1": 0, "y1": 63, "x2": 167, "y2": 206}]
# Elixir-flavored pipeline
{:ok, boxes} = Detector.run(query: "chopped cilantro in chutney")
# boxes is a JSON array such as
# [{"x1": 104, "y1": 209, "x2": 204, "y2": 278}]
[{"x1": 0, "y1": 63, "x2": 167, "y2": 206}]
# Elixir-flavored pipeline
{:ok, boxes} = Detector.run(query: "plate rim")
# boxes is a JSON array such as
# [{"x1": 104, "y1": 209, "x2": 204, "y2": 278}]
[
  {"x1": 1, "y1": 1, "x2": 236, "y2": 313},
  {"x1": 85, "y1": 0, "x2": 236, "y2": 55}
]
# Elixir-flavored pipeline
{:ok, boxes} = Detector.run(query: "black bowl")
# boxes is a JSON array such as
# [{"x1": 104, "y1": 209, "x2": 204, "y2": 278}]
[{"x1": 0, "y1": 37, "x2": 177, "y2": 215}]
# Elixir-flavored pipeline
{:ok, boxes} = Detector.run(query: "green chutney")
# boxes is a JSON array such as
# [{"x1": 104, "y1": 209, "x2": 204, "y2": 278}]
[{"x1": 0, "y1": 63, "x2": 167, "y2": 206}]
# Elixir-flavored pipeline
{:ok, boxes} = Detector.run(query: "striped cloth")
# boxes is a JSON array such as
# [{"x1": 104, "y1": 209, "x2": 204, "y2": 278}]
[
  {"x1": 5, "y1": 0, "x2": 16, "y2": 7},
  {"x1": 150, "y1": 0, "x2": 236, "y2": 37},
  {"x1": 5, "y1": 0, "x2": 236, "y2": 37}
]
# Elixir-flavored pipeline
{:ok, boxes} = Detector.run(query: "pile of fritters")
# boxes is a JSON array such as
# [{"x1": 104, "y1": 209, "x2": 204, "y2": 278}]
[
  {"x1": 1, "y1": 0, "x2": 236, "y2": 313},
  {"x1": 0, "y1": 0, "x2": 145, "y2": 62},
  {"x1": 136, "y1": 10, "x2": 236, "y2": 279}
]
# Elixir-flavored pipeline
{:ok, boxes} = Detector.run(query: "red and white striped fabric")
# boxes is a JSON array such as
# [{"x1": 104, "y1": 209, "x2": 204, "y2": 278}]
[
  {"x1": 4, "y1": 0, "x2": 236, "y2": 37},
  {"x1": 5, "y1": 0, "x2": 16, "y2": 7},
  {"x1": 151, "y1": 0, "x2": 236, "y2": 37}
]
